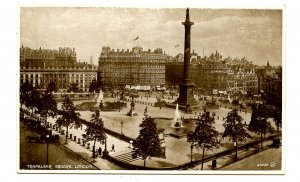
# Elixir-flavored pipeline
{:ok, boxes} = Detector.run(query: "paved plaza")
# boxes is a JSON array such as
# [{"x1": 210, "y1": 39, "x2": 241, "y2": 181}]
[{"x1": 44, "y1": 94, "x2": 280, "y2": 169}]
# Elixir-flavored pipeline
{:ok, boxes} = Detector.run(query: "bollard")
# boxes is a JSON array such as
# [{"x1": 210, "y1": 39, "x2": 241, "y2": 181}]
[
  {"x1": 82, "y1": 140, "x2": 86, "y2": 147},
  {"x1": 78, "y1": 138, "x2": 81, "y2": 144},
  {"x1": 245, "y1": 145, "x2": 249, "y2": 151},
  {"x1": 212, "y1": 159, "x2": 217, "y2": 170},
  {"x1": 69, "y1": 134, "x2": 72, "y2": 139},
  {"x1": 87, "y1": 143, "x2": 90, "y2": 149},
  {"x1": 74, "y1": 136, "x2": 76, "y2": 141}
]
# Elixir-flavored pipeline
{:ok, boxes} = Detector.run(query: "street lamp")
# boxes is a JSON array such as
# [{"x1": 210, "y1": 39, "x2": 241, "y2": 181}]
[
  {"x1": 46, "y1": 134, "x2": 49, "y2": 165},
  {"x1": 190, "y1": 143, "x2": 197, "y2": 163},
  {"x1": 201, "y1": 143, "x2": 211, "y2": 170},
  {"x1": 102, "y1": 137, "x2": 109, "y2": 159},
  {"x1": 121, "y1": 121, "x2": 123, "y2": 135}
]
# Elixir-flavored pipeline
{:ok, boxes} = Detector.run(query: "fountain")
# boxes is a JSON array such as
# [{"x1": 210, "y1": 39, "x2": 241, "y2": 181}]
[
  {"x1": 152, "y1": 104, "x2": 196, "y2": 138},
  {"x1": 228, "y1": 95, "x2": 232, "y2": 104},
  {"x1": 171, "y1": 104, "x2": 183, "y2": 128},
  {"x1": 75, "y1": 90, "x2": 104, "y2": 111},
  {"x1": 152, "y1": 103, "x2": 197, "y2": 138},
  {"x1": 95, "y1": 89, "x2": 104, "y2": 104}
]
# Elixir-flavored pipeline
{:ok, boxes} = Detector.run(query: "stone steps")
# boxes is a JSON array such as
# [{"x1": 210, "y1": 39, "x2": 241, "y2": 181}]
[{"x1": 114, "y1": 151, "x2": 141, "y2": 163}]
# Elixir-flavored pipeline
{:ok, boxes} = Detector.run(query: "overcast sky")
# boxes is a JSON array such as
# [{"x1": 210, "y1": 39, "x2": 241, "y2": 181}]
[{"x1": 20, "y1": 7, "x2": 282, "y2": 65}]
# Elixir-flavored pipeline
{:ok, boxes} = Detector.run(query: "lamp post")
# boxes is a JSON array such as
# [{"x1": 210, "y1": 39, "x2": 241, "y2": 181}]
[
  {"x1": 121, "y1": 121, "x2": 123, "y2": 135},
  {"x1": 46, "y1": 134, "x2": 49, "y2": 165},
  {"x1": 103, "y1": 137, "x2": 109, "y2": 159},
  {"x1": 190, "y1": 143, "x2": 197, "y2": 163},
  {"x1": 190, "y1": 144, "x2": 194, "y2": 163},
  {"x1": 201, "y1": 143, "x2": 211, "y2": 170}
]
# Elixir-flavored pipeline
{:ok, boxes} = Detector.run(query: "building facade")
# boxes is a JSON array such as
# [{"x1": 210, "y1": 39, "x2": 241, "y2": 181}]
[
  {"x1": 20, "y1": 46, "x2": 97, "y2": 92},
  {"x1": 98, "y1": 46, "x2": 167, "y2": 89},
  {"x1": 257, "y1": 63, "x2": 282, "y2": 107},
  {"x1": 166, "y1": 51, "x2": 258, "y2": 95}
]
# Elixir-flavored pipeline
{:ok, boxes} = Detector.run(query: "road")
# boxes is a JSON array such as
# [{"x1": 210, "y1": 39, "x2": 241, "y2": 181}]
[
  {"x1": 221, "y1": 148, "x2": 282, "y2": 170},
  {"x1": 19, "y1": 122, "x2": 98, "y2": 170}
]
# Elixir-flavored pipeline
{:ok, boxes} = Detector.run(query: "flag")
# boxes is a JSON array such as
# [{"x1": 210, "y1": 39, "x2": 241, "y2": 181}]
[
  {"x1": 175, "y1": 44, "x2": 179, "y2": 48},
  {"x1": 134, "y1": 36, "x2": 139, "y2": 41}
]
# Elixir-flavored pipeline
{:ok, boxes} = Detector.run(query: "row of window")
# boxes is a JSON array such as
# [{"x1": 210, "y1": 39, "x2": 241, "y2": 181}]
[
  {"x1": 101, "y1": 57, "x2": 165, "y2": 62},
  {"x1": 21, "y1": 79, "x2": 91, "y2": 89},
  {"x1": 105, "y1": 78, "x2": 164, "y2": 83},
  {"x1": 21, "y1": 73, "x2": 96, "y2": 79},
  {"x1": 21, "y1": 77, "x2": 94, "y2": 83},
  {"x1": 102, "y1": 74, "x2": 165, "y2": 78},
  {"x1": 101, "y1": 65, "x2": 165, "y2": 69}
]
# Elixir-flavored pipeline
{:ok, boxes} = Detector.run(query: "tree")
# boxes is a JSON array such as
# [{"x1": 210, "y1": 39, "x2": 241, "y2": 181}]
[
  {"x1": 20, "y1": 81, "x2": 33, "y2": 108},
  {"x1": 273, "y1": 108, "x2": 282, "y2": 132},
  {"x1": 84, "y1": 110, "x2": 106, "y2": 160},
  {"x1": 187, "y1": 111, "x2": 219, "y2": 170},
  {"x1": 28, "y1": 87, "x2": 42, "y2": 113},
  {"x1": 89, "y1": 79, "x2": 97, "y2": 93},
  {"x1": 47, "y1": 82, "x2": 57, "y2": 93},
  {"x1": 222, "y1": 109, "x2": 251, "y2": 160},
  {"x1": 132, "y1": 116, "x2": 163, "y2": 168},
  {"x1": 89, "y1": 79, "x2": 104, "y2": 93},
  {"x1": 248, "y1": 104, "x2": 274, "y2": 149},
  {"x1": 56, "y1": 96, "x2": 81, "y2": 144},
  {"x1": 40, "y1": 92, "x2": 57, "y2": 125},
  {"x1": 69, "y1": 83, "x2": 79, "y2": 93}
]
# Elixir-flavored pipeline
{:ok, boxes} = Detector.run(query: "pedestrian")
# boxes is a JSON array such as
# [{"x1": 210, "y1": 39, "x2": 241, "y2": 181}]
[
  {"x1": 98, "y1": 146, "x2": 102, "y2": 156},
  {"x1": 111, "y1": 144, "x2": 115, "y2": 152}
]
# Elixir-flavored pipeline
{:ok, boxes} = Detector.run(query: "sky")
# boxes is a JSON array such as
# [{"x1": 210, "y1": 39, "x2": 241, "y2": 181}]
[{"x1": 20, "y1": 7, "x2": 282, "y2": 65}]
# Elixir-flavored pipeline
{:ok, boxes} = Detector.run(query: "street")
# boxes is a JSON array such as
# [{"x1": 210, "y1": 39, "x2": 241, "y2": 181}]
[
  {"x1": 19, "y1": 122, "x2": 98, "y2": 170},
  {"x1": 221, "y1": 148, "x2": 281, "y2": 170}
]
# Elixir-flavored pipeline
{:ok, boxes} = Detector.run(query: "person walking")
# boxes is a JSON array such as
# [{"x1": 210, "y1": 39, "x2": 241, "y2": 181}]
[
  {"x1": 98, "y1": 146, "x2": 102, "y2": 156},
  {"x1": 111, "y1": 144, "x2": 115, "y2": 152}
]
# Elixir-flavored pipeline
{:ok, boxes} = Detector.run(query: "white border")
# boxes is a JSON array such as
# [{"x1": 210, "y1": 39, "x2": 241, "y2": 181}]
[
  {"x1": 16, "y1": 5, "x2": 285, "y2": 175},
  {"x1": 2, "y1": 0, "x2": 300, "y2": 181}
]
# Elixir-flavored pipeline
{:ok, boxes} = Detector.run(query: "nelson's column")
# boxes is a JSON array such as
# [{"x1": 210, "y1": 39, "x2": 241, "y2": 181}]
[{"x1": 175, "y1": 8, "x2": 198, "y2": 113}]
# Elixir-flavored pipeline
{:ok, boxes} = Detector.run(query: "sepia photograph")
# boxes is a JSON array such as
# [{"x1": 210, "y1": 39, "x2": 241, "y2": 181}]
[{"x1": 18, "y1": 6, "x2": 283, "y2": 174}]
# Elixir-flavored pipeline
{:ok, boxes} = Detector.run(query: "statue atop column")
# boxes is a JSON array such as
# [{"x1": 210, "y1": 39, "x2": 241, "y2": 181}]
[{"x1": 175, "y1": 8, "x2": 198, "y2": 113}]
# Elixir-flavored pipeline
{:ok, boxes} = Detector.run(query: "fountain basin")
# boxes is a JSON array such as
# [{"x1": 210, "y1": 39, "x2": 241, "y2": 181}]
[
  {"x1": 76, "y1": 101, "x2": 127, "y2": 111},
  {"x1": 153, "y1": 118, "x2": 196, "y2": 139},
  {"x1": 76, "y1": 101, "x2": 98, "y2": 111}
]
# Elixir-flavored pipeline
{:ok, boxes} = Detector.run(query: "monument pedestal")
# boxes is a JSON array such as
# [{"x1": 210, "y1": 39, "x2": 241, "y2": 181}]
[
  {"x1": 175, "y1": 80, "x2": 199, "y2": 113},
  {"x1": 174, "y1": 8, "x2": 198, "y2": 113}
]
